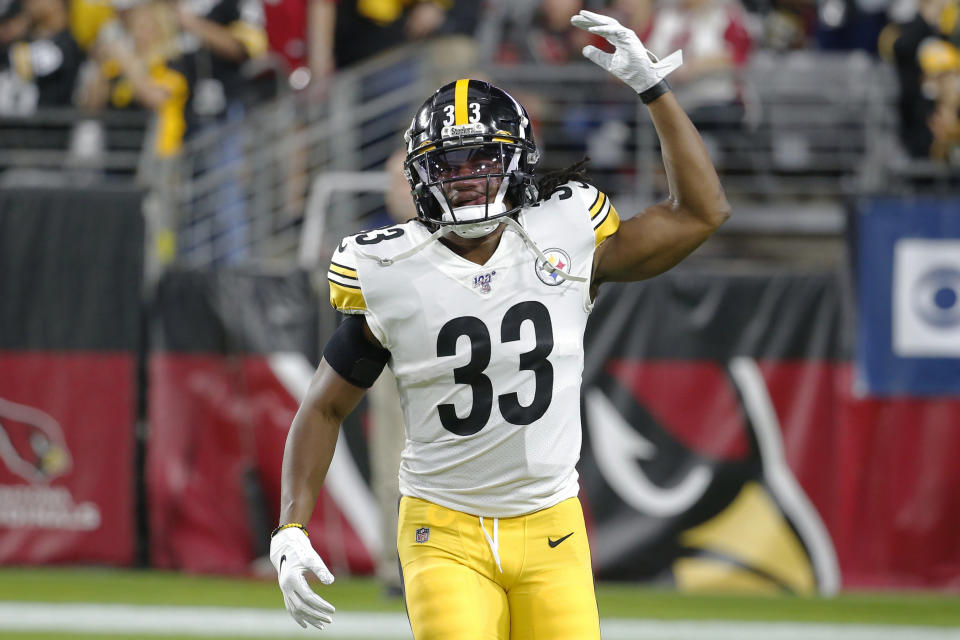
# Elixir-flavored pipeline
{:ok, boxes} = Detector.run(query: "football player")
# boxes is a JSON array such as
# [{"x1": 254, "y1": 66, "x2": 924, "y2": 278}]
[{"x1": 270, "y1": 10, "x2": 731, "y2": 639}]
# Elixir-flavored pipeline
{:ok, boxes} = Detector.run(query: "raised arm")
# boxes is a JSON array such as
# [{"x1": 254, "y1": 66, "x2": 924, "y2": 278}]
[
  {"x1": 570, "y1": 10, "x2": 731, "y2": 289},
  {"x1": 594, "y1": 90, "x2": 730, "y2": 284}
]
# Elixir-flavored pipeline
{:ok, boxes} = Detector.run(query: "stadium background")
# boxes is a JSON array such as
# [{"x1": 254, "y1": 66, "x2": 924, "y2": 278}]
[{"x1": 1, "y1": 0, "x2": 959, "y2": 637}]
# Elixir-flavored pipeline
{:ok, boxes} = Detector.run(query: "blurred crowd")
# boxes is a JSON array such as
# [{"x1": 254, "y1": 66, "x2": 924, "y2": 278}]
[
  {"x1": 880, "y1": 0, "x2": 960, "y2": 164},
  {"x1": 1, "y1": 0, "x2": 959, "y2": 164},
  {"x1": 495, "y1": 0, "x2": 960, "y2": 166},
  {"x1": 0, "y1": 0, "x2": 269, "y2": 158},
  {"x1": 0, "y1": 0, "x2": 478, "y2": 158}
]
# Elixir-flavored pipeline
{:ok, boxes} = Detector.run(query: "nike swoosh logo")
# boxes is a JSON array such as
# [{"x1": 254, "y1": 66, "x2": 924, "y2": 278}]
[
  {"x1": 548, "y1": 532, "x2": 574, "y2": 548},
  {"x1": 279, "y1": 554, "x2": 286, "y2": 573}
]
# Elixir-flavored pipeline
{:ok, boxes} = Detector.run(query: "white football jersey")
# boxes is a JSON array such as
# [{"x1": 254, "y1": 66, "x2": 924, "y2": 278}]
[{"x1": 327, "y1": 182, "x2": 620, "y2": 517}]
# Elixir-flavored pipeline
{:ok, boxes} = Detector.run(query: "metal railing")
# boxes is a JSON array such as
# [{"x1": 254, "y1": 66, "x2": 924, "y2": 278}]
[
  {"x1": 151, "y1": 45, "x2": 434, "y2": 269},
  {"x1": 0, "y1": 109, "x2": 148, "y2": 177},
  {"x1": 157, "y1": 46, "x2": 917, "y2": 269},
  {"x1": 0, "y1": 47, "x2": 929, "y2": 269}
]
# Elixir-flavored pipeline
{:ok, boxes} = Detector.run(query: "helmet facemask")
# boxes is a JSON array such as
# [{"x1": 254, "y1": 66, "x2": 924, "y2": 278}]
[
  {"x1": 408, "y1": 143, "x2": 524, "y2": 238},
  {"x1": 404, "y1": 79, "x2": 540, "y2": 239}
]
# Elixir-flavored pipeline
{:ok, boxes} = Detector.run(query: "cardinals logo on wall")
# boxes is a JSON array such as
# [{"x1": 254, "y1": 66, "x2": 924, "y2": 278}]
[
  {"x1": 579, "y1": 277, "x2": 843, "y2": 595},
  {"x1": 582, "y1": 359, "x2": 838, "y2": 594},
  {"x1": 0, "y1": 396, "x2": 100, "y2": 531},
  {"x1": 0, "y1": 397, "x2": 73, "y2": 483}
]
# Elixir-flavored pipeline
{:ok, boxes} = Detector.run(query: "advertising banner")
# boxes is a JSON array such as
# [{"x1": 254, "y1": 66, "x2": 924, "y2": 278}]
[
  {"x1": 0, "y1": 186, "x2": 143, "y2": 566},
  {"x1": 855, "y1": 197, "x2": 960, "y2": 395}
]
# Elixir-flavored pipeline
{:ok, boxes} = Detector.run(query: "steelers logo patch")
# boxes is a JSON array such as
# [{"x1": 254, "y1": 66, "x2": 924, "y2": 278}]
[{"x1": 535, "y1": 248, "x2": 572, "y2": 286}]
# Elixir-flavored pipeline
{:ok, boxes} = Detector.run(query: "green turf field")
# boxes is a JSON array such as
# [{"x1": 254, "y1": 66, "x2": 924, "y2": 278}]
[{"x1": 0, "y1": 567, "x2": 957, "y2": 639}]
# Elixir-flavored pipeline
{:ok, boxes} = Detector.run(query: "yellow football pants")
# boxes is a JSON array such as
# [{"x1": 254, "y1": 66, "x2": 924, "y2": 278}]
[{"x1": 397, "y1": 496, "x2": 601, "y2": 640}]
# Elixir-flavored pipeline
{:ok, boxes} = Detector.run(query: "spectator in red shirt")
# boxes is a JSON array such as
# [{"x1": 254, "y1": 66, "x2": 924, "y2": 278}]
[
  {"x1": 644, "y1": 0, "x2": 752, "y2": 116},
  {"x1": 260, "y1": 0, "x2": 332, "y2": 85},
  {"x1": 642, "y1": 0, "x2": 753, "y2": 168}
]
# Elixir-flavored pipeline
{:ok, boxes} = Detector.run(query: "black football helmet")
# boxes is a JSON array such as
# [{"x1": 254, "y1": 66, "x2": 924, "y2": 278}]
[{"x1": 403, "y1": 79, "x2": 540, "y2": 238}]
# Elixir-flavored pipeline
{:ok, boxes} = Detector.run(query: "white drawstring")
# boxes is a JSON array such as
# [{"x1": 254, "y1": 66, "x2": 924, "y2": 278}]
[
  {"x1": 354, "y1": 213, "x2": 588, "y2": 284},
  {"x1": 479, "y1": 516, "x2": 503, "y2": 573},
  {"x1": 354, "y1": 226, "x2": 449, "y2": 266},
  {"x1": 500, "y1": 217, "x2": 588, "y2": 282}
]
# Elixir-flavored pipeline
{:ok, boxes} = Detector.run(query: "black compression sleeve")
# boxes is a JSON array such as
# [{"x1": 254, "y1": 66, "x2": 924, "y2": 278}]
[{"x1": 322, "y1": 314, "x2": 390, "y2": 388}]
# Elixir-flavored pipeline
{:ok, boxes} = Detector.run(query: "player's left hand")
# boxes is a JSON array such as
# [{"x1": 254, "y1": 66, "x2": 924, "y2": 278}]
[
  {"x1": 570, "y1": 10, "x2": 682, "y2": 95},
  {"x1": 270, "y1": 526, "x2": 336, "y2": 630}
]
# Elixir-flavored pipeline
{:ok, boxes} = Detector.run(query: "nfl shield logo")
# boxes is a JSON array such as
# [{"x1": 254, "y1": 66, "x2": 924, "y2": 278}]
[{"x1": 415, "y1": 527, "x2": 430, "y2": 543}]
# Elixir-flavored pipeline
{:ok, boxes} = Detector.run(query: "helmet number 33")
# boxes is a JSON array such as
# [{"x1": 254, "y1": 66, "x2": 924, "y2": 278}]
[
  {"x1": 442, "y1": 102, "x2": 482, "y2": 126},
  {"x1": 436, "y1": 301, "x2": 554, "y2": 435}
]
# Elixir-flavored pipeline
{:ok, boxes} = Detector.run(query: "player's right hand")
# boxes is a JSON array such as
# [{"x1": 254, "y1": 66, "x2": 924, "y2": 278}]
[{"x1": 270, "y1": 526, "x2": 336, "y2": 630}]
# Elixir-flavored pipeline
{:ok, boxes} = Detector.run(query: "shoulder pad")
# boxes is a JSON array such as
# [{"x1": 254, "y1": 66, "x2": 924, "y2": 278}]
[
  {"x1": 327, "y1": 223, "x2": 416, "y2": 313},
  {"x1": 543, "y1": 181, "x2": 620, "y2": 247}
]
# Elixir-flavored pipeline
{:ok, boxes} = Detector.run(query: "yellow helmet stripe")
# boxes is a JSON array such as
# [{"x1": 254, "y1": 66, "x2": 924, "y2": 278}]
[{"x1": 455, "y1": 78, "x2": 470, "y2": 125}]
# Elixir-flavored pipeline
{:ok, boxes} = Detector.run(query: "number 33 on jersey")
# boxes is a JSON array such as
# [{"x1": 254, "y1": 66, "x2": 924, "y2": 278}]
[{"x1": 326, "y1": 182, "x2": 619, "y2": 518}]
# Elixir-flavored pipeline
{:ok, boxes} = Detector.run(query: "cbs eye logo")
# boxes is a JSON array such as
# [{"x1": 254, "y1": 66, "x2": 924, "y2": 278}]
[{"x1": 912, "y1": 266, "x2": 960, "y2": 329}]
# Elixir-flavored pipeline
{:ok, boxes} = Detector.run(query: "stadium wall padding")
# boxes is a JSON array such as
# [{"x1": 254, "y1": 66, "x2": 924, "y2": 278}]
[
  {"x1": 2, "y1": 189, "x2": 958, "y2": 590},
  {"x1": 583, "y1": 276, "x2": 960, "y2": 592},
  {"x1": 0, "y1": 186, "x2": 144, "y2": 566},
  {"x1": 148, "y1": 268, "x2": 960, "y2": 590},
  {"x1": 147, "y1": 270, "x2": 376, "y2": 575}
]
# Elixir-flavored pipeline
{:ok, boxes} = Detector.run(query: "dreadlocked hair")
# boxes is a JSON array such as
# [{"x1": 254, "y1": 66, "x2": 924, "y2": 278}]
[{"x1": 535, "y1": 157, "x2": 594, "y2": 201}]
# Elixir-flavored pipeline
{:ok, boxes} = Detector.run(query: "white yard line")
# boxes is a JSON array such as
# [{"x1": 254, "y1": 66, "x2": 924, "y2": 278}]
[{"x1": 0, "y1": 602, "x2": 958, "y2": 639}]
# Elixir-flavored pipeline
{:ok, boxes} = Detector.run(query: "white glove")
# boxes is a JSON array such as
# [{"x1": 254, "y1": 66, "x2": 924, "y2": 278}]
[
  {"x1": 270, "y1": 526, "x2": 336, "y2": 630},
  {"x1": 570, "y1": 10, "x2": 683, "y2": 96}
]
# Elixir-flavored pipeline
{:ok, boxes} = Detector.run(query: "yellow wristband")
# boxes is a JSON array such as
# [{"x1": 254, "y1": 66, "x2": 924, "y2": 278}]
[{"x1": 271, "y1": 523, "x2": 309, "y2": 538}]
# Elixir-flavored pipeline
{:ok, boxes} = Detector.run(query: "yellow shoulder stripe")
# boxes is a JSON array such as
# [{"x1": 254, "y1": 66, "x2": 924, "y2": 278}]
[
  {"x1": 454, "y1": 78, "x2": 470, "y2": 125},
  {"x1": 589, "y1": 191, "x2": 607, "y2": 218},
  {"x1": 329, "y1": 262, "x2": 358, "y2": 278},
  {"x1": 594, "y1": 204, "x2": 620, "y2": 248},
  {"x1": 329, "y1": 279, "x2": 366, "y2": 312}
]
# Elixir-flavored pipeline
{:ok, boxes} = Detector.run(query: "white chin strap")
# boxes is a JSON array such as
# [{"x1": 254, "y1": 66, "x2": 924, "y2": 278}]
[
  {"x1": 445, "y1": 204, "x2": 506, "y2": 238},
  {"x1": 440, "y1": 187, "x2": 509, "y2": 238}
]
